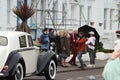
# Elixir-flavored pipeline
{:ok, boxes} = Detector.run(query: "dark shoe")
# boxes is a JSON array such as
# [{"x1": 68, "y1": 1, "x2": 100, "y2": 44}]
[
  {"x1": 78, "y1": 66, "x2": 85, "y2": 70},
  {"x1": 78, "y1": 66, "x2": 85, "y2": 69},
  {"x1": 61, "y1": 65, "x2": 65, "y2": 67},
  {"x1": 81, "y1": 67, "x2": 85, "y2": 70},
  {"x1": 68, "y1": 61, "x2": 73, "y2": 65},
  {"x1": 78, "y1": 66, "x2": 82, "y2": 68},
  {"x1": 73, "y1": 64, "x2": 78, "y2": 66},
  {"x1": 79, "y1": 64, "x2": 86, "y2": 67},
  {"x1": 83, "y1": 64, "x2": 86, "y2": 67},
  {"x1": 61, "y1": 65, "x2": 68, "y2": 67}
]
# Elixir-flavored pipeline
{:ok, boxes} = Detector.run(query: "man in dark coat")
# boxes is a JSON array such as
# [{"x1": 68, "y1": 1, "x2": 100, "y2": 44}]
[{"x1": 49, "y1": 28, "x2": 56, "y2": 51}]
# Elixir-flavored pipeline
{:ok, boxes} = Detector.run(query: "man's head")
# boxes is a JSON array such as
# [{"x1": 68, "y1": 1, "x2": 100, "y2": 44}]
[
  {"x1": 73, "y1": 27, "x2": 78, "y2": 34},
  {"x1": 78, "y1": 31, "x2": 84, "y2": 37},
  {"x1": 43, "y1": 28, "x2": 49, "y2": 34},
  {"x1": 49, "y1": 28, "x2": 54, "y2": 33}
]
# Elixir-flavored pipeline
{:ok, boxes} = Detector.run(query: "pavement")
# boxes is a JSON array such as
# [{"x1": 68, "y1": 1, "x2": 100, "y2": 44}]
[{"x1": 57, "y1": 59, "x2": 107, "y2": 73}]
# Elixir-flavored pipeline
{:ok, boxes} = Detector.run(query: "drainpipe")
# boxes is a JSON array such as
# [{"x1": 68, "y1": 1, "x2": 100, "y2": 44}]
[
  {"x1": 16, "y1": 0, "x2": 19, "y2": 28},
  {"x1": 24, "y1": 0, "x2": 28, "y2": 23}
]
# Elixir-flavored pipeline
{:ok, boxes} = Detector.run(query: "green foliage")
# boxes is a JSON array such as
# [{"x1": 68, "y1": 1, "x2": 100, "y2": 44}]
[
  {"x1": 102, "y1": 49, "x2": 114, "y2": 53},
  {"x1": 95, "y1": 42, "x2": 104, "y2": 52},
  {"x1": 95, "y1": 42, "x2": 114, "y2": 53}
]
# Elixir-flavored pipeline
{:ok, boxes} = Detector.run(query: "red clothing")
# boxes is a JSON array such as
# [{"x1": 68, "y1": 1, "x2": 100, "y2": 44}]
[
  {"x1": 76, "y1": 37, "x2": 86, "y2": 52},
  {"x1": 70, "y1": 33, "x2": 77, "y2": 48},
  {"x1": 69, "y1": 33, "x2": 78, "y2": 65}
]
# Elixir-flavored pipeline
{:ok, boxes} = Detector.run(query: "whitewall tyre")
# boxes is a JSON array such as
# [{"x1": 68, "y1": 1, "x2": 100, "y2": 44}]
[
  {"x1": 45, "y1": 60, "x2": 56, "y2": 80},
  {"x1": 10, "y1": 63, "x2": 24, "y2": 80}
]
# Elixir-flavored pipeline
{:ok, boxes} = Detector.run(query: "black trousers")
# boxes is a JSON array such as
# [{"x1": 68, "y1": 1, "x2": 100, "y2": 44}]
[{"x1": 88, "y1": 48, "x2": 95, "y2": 64}]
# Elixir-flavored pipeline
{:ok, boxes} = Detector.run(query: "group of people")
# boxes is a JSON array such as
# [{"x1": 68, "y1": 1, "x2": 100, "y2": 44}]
[
  {"x1": 69, "y1": 29, "x2": 96, "y2": 69},
  {"x1": 39, "y1": 28, "x2": 70, "y2": 67},
  {"x1": 38, "y1": 27, "x2": 120, "y2": 79},
  {"x1": 39, "y1": 27, "x2": 96, "y2": 69}
]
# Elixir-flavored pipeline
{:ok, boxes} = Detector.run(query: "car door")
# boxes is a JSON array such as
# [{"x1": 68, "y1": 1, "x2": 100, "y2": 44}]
[
  {"x1": 27, "y1": 35, "x2": 40, "y2": 73},
  {"x1": 19, "y1": 35, "x2": 39, "y2": 74}
]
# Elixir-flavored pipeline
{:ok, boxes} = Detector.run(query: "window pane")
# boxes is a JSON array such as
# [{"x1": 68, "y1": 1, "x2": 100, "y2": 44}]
[
  {"x1": 28, "y1": 36, "x2": 33, "y2": 47},
  {"x1": 19, "y1": 35, "x2": 27, "y2": 48},
  {"x1": 110, "y1": 9, "x2": 114, "y2": 30},
  {"x1": 104, "y1": 8, "x2": 108, "y2": 30},
  {"x1": 0, "y1": 36, "x2": 7, "y2": 46}
]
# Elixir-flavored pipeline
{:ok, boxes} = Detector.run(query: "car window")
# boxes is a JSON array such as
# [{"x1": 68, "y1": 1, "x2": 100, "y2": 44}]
[
  {"x1": 28, "y1": 36, "x2": 34, "y2": 47},
  {"x1": 19, "y1": 35, "x2": 27, "y2": 48},
  {"x1": 0, "y1": 36, "x2": 7, "y2": 46}
]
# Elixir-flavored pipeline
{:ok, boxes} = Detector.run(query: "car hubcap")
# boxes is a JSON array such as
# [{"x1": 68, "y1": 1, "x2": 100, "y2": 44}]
[
  {"x1": 50, "y1": 64, "x2": 54, "y2": 76},
  {"x1": 15, "y1": 63, "x2": 23, "y2": 80},
  {"x1": 16, "y1": 68, "x2": 21, "y2": 79},
  {"x1": 49, "y1": 60, "x2": 56, "y2": 79}
]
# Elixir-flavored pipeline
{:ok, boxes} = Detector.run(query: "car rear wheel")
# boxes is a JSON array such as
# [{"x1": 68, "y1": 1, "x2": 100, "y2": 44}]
[
  {"x1": 10, "y1": 63, "x2": 24, "y2": 80},
  {"x1": 45, "y1": 60, "x2": 56, "y2": 80}
]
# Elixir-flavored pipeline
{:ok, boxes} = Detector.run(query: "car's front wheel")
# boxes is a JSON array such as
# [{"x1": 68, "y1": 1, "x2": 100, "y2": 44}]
[
  {"x1": 45, "y1": 60, "x2": 56, "y2": 80},
  {"x1": 10, "y1": 63, "x2": 24, "y2": 80}
]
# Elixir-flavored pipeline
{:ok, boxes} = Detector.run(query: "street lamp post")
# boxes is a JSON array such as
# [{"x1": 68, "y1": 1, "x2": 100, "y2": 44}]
[
  {"x1": 16, "y1": 0, "x2": 20, "y2": 27},
  {"x1": 24, "y1": 0, "x2": 28, "y2": 24}
]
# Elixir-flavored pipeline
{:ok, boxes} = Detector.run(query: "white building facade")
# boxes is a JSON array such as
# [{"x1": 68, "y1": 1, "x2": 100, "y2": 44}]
[{"x1": 0, "y1": 0, "x2": 119, "y2": 49}]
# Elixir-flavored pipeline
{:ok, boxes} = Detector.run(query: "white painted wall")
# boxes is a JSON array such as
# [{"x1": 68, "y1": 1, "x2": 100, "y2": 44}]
[
  {"x1": 0, "y1": 0, "x2": 7, "y2": 30},
  {"x1": 84, "y1": 0, "x2": 118, "y2": 49}
]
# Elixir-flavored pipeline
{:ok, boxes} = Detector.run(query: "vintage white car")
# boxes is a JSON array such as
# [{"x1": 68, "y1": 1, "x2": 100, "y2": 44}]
[{"x1": 0, "y1": 31, "x2": 57, "y2": 80}]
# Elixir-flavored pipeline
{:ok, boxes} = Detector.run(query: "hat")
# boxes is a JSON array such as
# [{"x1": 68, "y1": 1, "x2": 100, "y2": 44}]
[{"x1": 89, "y1": 31, "x2": 94, "y2": 35}]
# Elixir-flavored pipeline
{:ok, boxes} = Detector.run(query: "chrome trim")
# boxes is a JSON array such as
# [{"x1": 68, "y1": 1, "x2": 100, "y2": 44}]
[{"x1": 0, "y1": 73, "x2": 4, "y2": 76}]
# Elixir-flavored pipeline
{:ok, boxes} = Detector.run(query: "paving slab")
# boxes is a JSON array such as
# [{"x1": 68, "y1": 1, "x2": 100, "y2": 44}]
[{"x1": 57, "y1": 59, "x2": 107, "y2": 73}]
